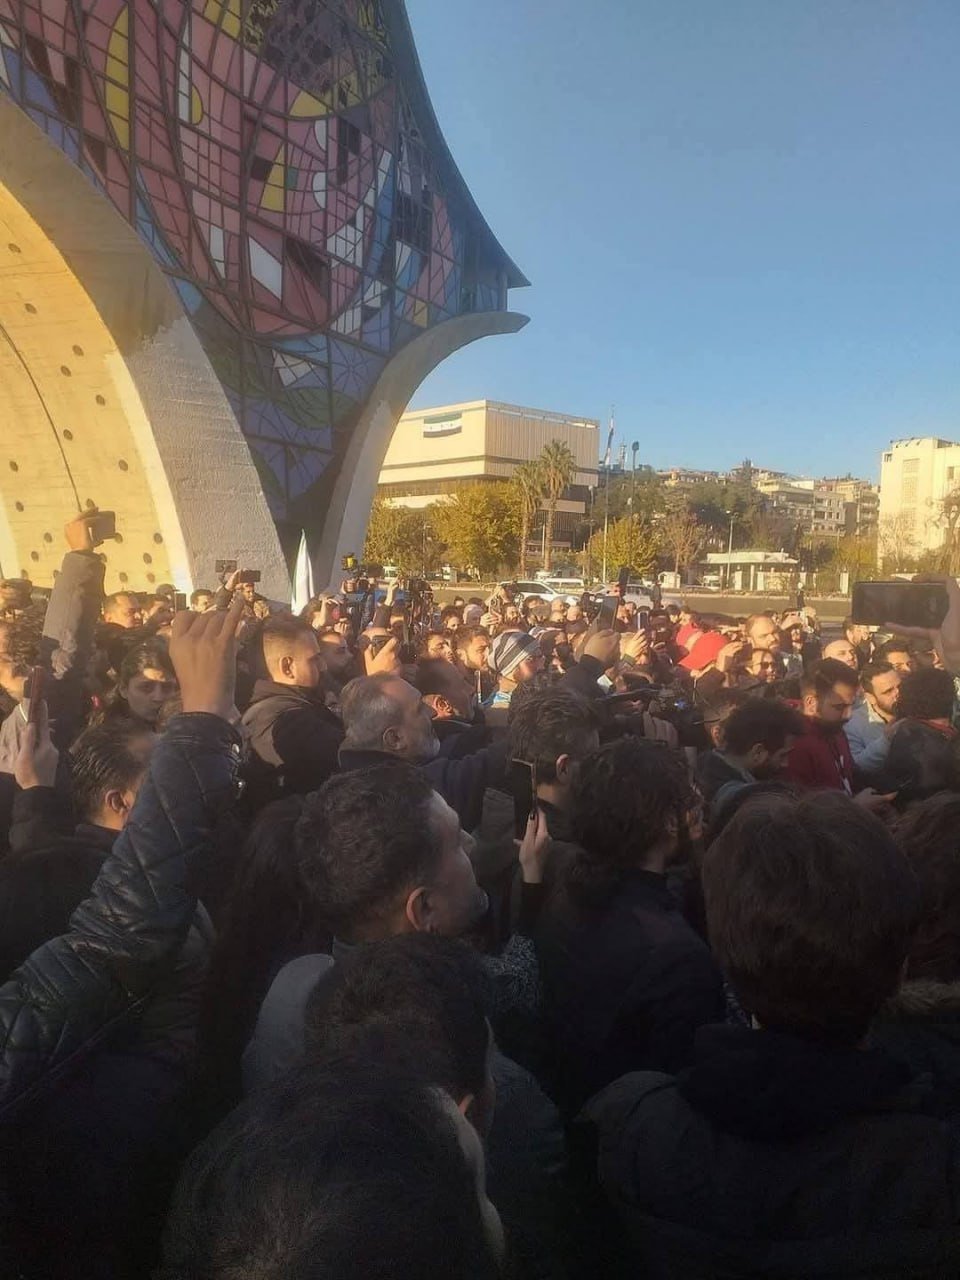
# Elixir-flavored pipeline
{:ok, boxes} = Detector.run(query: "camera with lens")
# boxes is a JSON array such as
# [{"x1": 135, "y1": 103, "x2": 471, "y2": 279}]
[{"x1": 605, "y1": 682, "x2": 707, "y2": 750}]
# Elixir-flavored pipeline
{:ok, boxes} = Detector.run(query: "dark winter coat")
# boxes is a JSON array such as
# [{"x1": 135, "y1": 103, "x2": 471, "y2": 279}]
[
  {"x1": 535, "y1": 868, "x2": 725, "y2": 1114},
  {"x1": 241, "y1": 679, "x2": 343, "y2": 800},
  {"x1": 585, "y1": 1023, "x2": 960, "y2": 1279},
  {"x1": 338, "y1": 737, "x2": 507, "y2": 833},
  {"x1": 874, "y1": 979, "x2": 960, "y2": 1121},
  {"x1": 0, "y1": 715, "x2": 240, "y2": 1276}
]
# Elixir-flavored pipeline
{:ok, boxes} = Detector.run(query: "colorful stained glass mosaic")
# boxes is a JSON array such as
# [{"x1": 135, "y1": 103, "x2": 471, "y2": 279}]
[{"x1": 0, "y1": 0, "x2": 524, "y2": 542}]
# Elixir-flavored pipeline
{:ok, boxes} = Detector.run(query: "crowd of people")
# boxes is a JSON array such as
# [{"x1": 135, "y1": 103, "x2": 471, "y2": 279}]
[{"x1": 3, "y1": 513, "x2": 960, "y2": 1278}]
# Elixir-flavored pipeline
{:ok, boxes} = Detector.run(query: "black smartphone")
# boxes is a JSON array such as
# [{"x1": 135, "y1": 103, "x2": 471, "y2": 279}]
[
  {"x1": 237, "y1": 569, "x2": 261, "y2": 585},
  {"x1": 851, "y1": 581, "x2": 948, "y2": 630},
  {"x1": 174, "y1": 592, "x2": 187, "y2": 612},
  {"x1": 510, "y1": 758, "x2": 539, "y2": 840},
  {"x1": 86, "y1": 510, "x2": 116, "y2": 547},
  {"x1": 617, "y1": 565, "x2": 630, "y2": 596},
  {"x1": 597, "y1": 594, "x2": 620, "y2": 630},
  {"x1": 216, "y1": 559, "x2": 237, "y2": 575},
  {"x1": 369, "y1": 634, "x2": 393, "y2": 657},
  {"x1": 637, "y1": 608, "x2": 650, "y2": 631}
]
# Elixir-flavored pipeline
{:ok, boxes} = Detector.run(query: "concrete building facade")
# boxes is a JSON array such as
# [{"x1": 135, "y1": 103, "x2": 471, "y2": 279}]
[
  {"x1": 879, "y1": 437, "x2": 960, "y2": 554},
  {"x1": 377, "y1": 399, "x2": 599, "y2": 548}
]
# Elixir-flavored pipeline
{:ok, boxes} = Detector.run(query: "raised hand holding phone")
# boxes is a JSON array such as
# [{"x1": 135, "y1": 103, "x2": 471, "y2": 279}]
[
  {"x1": 169, "y1": 594, "x2": 245, "y2": 720},
  {"x1": 15, "y1": 699, "x2": 59, "y2": 791},
  {"x1": 518, "y1": 806, "x2": 551, "y2": 885}
]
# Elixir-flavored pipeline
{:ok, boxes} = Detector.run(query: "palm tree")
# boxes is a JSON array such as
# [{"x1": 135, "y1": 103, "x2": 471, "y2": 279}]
[
  {"x1": 513, "y1": 460, "x2": 544, "y2": 577},
  {"x1": 539, "y1": 441, "x2": 576, "y2": 573}
]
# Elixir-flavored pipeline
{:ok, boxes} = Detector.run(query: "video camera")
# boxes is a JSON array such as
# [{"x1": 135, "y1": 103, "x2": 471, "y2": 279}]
[{"x1": 602, "y1": 683, "x2": 707, "y2": 750}]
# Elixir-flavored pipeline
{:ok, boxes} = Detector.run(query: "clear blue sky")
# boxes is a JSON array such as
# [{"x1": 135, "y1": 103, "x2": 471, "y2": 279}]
[{"x1": 405, "y1": 0, "x2": 959, "y2": 481}]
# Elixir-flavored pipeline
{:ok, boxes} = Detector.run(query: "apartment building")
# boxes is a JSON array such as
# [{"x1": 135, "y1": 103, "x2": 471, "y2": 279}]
[{"x1": 879, "y1": 437, "x2": 960, "y2": 553}]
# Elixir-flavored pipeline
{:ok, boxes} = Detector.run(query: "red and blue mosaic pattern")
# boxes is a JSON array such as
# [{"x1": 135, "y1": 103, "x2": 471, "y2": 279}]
[{"x1": 0, "y1": 0, "x2": 506, "y2": 530}]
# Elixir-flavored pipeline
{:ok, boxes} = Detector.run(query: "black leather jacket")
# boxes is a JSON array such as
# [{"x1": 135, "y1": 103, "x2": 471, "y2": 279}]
[{"x1": 0, "y1": 712, "x2": 240, "y2": 1121}]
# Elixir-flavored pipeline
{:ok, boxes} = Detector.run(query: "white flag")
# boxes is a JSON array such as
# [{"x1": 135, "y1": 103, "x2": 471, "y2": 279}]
[{"x1": 291, "y1": 530, "x2": 315, "y2": 614}]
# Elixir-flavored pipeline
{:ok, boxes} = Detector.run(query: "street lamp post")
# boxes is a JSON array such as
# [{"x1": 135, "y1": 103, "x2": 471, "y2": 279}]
[
  {"x1": 724, "y1": 509, "x2": 735, "y2": 590},
  {"x1": 602, "y1": 465, "x2": 611, "y2": 585}
]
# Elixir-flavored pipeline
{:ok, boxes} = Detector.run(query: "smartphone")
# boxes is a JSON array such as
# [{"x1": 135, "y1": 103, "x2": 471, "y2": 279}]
[
  {"x1": 216, "y1": 559, "x2": 238, "y2": 575},
  {"x1": 637, "y1": 608, "x2": 650, "y2": 631},
  {"x1": 174, "y1": 592, "x2": 187, "y2": 612},
  {"x1": 22, "y1": 665, "x2": 46, "y2": 725},
  {"x1": 369, "y1": 634, "x2": 393, "y2": 657},
  {"x1": 85, "y1": 510, "x2": 116, "y2": 547},
  {"x1": 510, "y1": 758, "x2": 539, "y2": 839},
  {"x1": 237, "y1": 569, "x2": 261, "y2": 585},
  {"x1": 597, "y1": 594, "x2": 620, "y2": 631},
  {"x1": 851, "y1": 581, "x2": 948, "y2": 630},
  {"x1": 616, "y1": 565, "x2": 630, "y2": 597}
]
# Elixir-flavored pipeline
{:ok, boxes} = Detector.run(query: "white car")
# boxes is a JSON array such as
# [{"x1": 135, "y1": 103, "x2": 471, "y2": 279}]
[{"x1": 496, "y1": 580, "x2": 582, "y2": 606}]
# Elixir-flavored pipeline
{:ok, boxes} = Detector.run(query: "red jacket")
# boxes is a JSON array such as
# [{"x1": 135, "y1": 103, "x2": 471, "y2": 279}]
[{"x1": 784, "y1": 717, "x2": 855, "y2": 792}]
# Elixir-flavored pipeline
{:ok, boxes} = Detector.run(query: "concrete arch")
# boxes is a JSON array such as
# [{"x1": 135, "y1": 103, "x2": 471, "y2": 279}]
[
  {"x1": 0, "y1": 97, "x2": 288, "y2": 598},
  {"x1": 314, "y1": 309, "x2": 529, "y2": 588}
]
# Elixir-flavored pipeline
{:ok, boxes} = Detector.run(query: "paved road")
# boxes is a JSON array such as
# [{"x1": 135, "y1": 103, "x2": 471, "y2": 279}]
[{"x1": 430, "y1": 585, "x2": 852, "y2": 624}]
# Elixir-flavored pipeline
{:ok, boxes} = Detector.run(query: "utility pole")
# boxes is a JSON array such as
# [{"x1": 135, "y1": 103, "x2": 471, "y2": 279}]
[
  {"x1": 601, "y1": 407, "x2": 615, "y2": 585},
  {"x1": 724, "y1": 509, "x2": 735, "y2": 590},
  {"x1": 630, "y1": 441, "x2": 639, "y2": 572}
]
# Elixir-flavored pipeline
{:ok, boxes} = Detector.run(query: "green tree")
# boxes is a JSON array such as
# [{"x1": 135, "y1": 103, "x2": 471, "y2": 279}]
[
  {"x1": 598, "y1": 469, "x2": 667, "y2": 524},
  {"x1": 512, "y1": 460, "x2": 545, "y2": 578},
  {"x1": 660, "y1": 507, "x2": 703, "y2": 575},
  {"x1": 832, "y1": 533, "x2": 878, "y2": 580},
  {"x1": 432, "y1": 483, "x2": 520, "y2": 578},
  {"x1": 580, "y1": 516, "x2": 660, "y2": 581},
  {"x1": 685, "y1": 478, "x2": 766, "y2": 549},
  {"x1": 538, "y1": 440, "x2": 577, "y2": 573},
  {"x1": 363, "y1": 500, "x2": 436, "y2": 573}
]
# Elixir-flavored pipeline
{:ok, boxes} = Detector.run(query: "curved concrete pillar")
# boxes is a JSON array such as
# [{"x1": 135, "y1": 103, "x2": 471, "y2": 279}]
[
  {"x1": 314, "y1": 310, "x2": 529, "y2": 589},
  {"x1": 0, "y1": 97, "x2": 289, "y2": 599}
]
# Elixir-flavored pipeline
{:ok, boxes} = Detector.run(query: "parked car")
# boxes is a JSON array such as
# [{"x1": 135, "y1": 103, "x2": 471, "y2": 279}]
[{"x1": 496, "y1": 580, "x2": 579, "y2": 606}]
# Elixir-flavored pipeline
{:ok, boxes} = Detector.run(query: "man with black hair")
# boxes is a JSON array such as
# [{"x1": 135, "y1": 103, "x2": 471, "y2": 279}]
[
  {"x1": 441, "y1": 603, "x2": 465, "y2": 634},
  {"x1": 305, "y1": 935, "x2": 570, "y2": 1280},
  {"x1": 845, "y1": 660, "x2": 901, "y2": 774},
  {"x1": 698, "y1": 687, "x2": 747, "y2": 750},
  {"x1": 0, "y1": 717, "x2": 157, "y2": 974},
  {"x1": 454, "y1": 624, "x2": 492, "y2": 686},
  {"x1": 315, "y1": 627, "x2": 358, "y2": 699},
  {"x1": 507, "y1": 686, "x2": 600, "y2": 842},
  {"x1": 241, "y1": 615, "x2": 344, "y2": 802},
  {"x1": 536, "y1": 737, "x2": 724, "y2": 1113},
  {"x1": 586, "y1": 790, "x2": 960, "y2": 1278},
  {"x1": 843, "y1": 616, "x2": 872, "y2": 667},
  {"x1": 189, "y1": 588, "x2": 214, "y2": 613},
  {"x1": 882, "y1": 667, "x2": 959, "y2": 803},
  {"x1": 242, "y1": 762, "x2": 490, "y2": 1093},
  {"x1": 415, "y1": 658, "x2": 477, "y2": 731},
  {"x1": 784, "y1": 658, "x2": 859, "y2": 791},
  {"x1": 697, "y1": 699, "x2": 805, "y2": 812},
  {"x1": 160, "y1": 1054, "x2": 505, "y2": 1280},
  {"x1": 875, "y1": 635, "x2": 918, "y2": 674}
]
